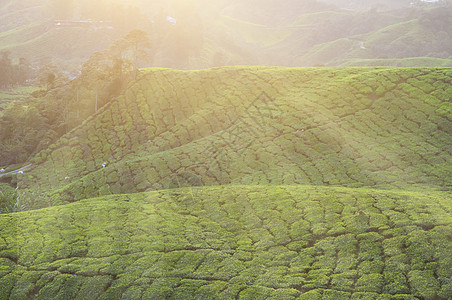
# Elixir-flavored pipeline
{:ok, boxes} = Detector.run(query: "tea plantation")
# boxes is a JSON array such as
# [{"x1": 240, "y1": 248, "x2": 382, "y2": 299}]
[
  {"x1": 14, "y1": 67, "x2": 452, "y2": 208},
  {"x1": 1, "y1": 186, "x2": 451, "y2": 299},
  {"x1": 1, "y1": 67, "x2": 451, "y2": 299}
]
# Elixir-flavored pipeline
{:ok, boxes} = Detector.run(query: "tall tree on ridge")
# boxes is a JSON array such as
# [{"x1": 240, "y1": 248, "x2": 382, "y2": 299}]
[{"x1": 109, "y1": 29, "x2": 152, "y2": 79}]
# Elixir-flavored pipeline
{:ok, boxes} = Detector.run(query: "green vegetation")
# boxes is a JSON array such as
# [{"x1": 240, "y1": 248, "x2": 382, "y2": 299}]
[
  {"x1": 0, "y1": 50, "x2": 32, "y2": 88},
  {"x1": 1, "y1": 0, "x2": 451, "y2": 297},
  {"x1": 1, "y1": 65, "x2": 449, "y2": 298},
  {"x1": 0, "y1": 0, "x2": 152, "y2": 70},
  {"x1": 0, "y1": 183, "x2": 20, "y2": 213},
  {"x1": 12, "y1": 67, "x2": 451, "y2": 209},
  {"x1": 339, "y1": 57, "x2": 452, "y2": 68},
  {"x1": 0, "y1": 102, "x2": 53, "y2": 165},
  {"x1": 0, "y1": 185, "x2": 450, "y2": 299},
  {"x1": 0, "y1": 30, "x2": 151, "y2": 166},
  {"x1": 0, "y1": 86, "x2": 38, "y2": 106},
  {"x1": 0, "y1": 182, "x2": 29, "y2": 214},
  {"x1": 296, "y1": 7, "x2": 452, "y2": 67}
]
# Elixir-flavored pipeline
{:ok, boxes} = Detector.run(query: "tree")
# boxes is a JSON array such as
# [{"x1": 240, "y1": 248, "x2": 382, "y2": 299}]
[
  {"x1": 17, "y1": 57, "x2": 32, "y2": 85},
  {"x1": 0, "y1": 51, "x2": 13, "y2": 88},
  {"x1": 0, "y1": 52, "x2": 33, "y2": 87},
  {"x1": 109, "y1": 29, "x2": 152, "y2": 79},
  {"x1": 0, "y1": 102, "x2": 51, "y2": 165},
  {"x1": 0, "y1": 30, "x2": 151, "y2": 166},
  {"x1": 37, "y1": 64, "x2": 62, "y2": 90}
]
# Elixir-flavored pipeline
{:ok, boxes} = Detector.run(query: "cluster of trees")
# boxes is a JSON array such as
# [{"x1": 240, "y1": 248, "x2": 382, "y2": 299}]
[
  {"x1": 0, "y1": 100, "x2": 55, "y2": 165},
  {"x1": 0, "y1": 30, "x2": 151, "y2": 166},
  {"x1": 0, "y1": 51, "x2": 32, "y2": 88},
  {"x1": 74, "y1": 29, "x2": 152, "y2": 122}
]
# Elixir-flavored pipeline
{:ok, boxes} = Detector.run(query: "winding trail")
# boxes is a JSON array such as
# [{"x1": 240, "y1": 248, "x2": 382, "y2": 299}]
[{"x1": 0, "y1": 164, "x2": 32, "y2": 178}]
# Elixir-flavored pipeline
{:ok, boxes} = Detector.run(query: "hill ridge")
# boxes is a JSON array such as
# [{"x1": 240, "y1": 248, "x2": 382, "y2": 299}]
[{"x1": 13, "y1": 66, "x2": 451, "y2": 209}]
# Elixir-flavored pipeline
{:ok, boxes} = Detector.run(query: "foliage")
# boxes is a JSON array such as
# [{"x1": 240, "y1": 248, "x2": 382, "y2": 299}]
[
  {"x1": 0, "y1": 30, "x2": 151, "y2": 166},
  {"x1": 0, "y1": 183, "x2": 26, "y2": 214},
  {"x1": 0, "y1": 102, "x2": 54, "y2": 165},
  {"x1": 0, "y1": 185, "x2": 450, "y2": 298},
  {"x1": 35, "y1": 63, "x2": 63, "y2": 91},
  {"x1": 108, "y1": 29, "x2": 152, "y2": 79},
  {"x1": 13, "y1": 67, "x2": 451, "y2": 208},
  {"x1": 339, "y1": 57, "x2": 452, "y2": 67},
  {"x1": 1, "y1": 65, "x2": 451, "y2": 298},
  {"x1": 0, "y1": 51, "x2": 32, "y2": 88},
  {"x1": 0, "y1": 85, "x2": 39, "y2": 107}
]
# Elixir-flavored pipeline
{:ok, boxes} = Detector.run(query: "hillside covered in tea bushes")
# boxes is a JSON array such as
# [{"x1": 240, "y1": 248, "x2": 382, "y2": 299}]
[
  {"x1": 1, "y1": 66, "x2": 451, "y2": 299},
  {"x1": 1, "y1": 186, "x2": 451, "y2": 299},
  {"x1": 14, "y1": 67, "x2": 452, "y2": 208}
]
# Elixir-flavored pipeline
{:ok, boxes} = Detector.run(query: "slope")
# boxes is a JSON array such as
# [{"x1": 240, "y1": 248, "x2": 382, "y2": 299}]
[
  {"x1": 1, "y1": 0, "x2": 450, "y2": 70},
  {"x1": 0, "y1": 0, "x2": 43, "y2": 32},
  {"x1": 1, "y1": 185, "x2": 451, "y2": 299},
  {"x1": 338, "y1": 57, "x2": 452, "y2": 68},
  {"x1": 296, "y1": 10, "x2": 452, "y2": 67},
  {"x1": 0, "y1": 23, "x2": 118, "y2": 68},
  {"x1": 15, "y1": 67, "x2": 452, "y2": 209}
]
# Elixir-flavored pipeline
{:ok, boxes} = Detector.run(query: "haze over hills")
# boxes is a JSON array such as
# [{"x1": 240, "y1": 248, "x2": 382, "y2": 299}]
[{"x1": 0, "y1": 0, "x2": 451, "y2": 70}]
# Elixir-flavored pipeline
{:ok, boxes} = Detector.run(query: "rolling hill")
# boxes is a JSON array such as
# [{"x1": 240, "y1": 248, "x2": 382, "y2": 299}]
[
  {"x1": 0, "y1": 21, "x2": 118, "y2": 66},
  {"x1": 1, "y1": 0, "x2": 452, "y2": 298},
  {"x1": 338, "y1": 57, "x2": 452, "y2": 68},
  {"x1": 1, "y1": 66, "x2": 451, "y2": 298},
  {"x1": 296, "y1": 13, "x2": 452, "y2": 67},
  {"x1": 1, "y1": 185, "x2": 451, "y2": 299},
  {"x1": 13, "y1": 67, "x2": 452, "y2": 209}
]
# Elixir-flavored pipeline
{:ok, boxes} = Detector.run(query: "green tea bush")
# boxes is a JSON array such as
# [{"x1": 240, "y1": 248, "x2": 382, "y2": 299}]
[
  {"x1": 13, "y1": 67, "x2": 451, "y2": 208},
  {"x1": 1, "y1": 66, "x2": 451, "y2": 298},
  {"x1": 0, "y1": 185, "x2": 447, "y2": 298}
]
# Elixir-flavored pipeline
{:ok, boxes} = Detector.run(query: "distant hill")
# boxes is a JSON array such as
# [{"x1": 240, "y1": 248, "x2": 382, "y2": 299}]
[
  {"x1": 0, "y1": 0, "x2": 43, "y2": 32},
  {"x1": 296, "y1": 11, "x2": 452, "y2": 66},
  {"x1": 0, "y1": 0, "x2": 451, "y2": 69},
  {"x1": 0, "y1": 21, "x2": 118, "y2": 68},
  {"x1": 14, "y1": 67, "x2": 452, "y2": 209},
  {"x1": 339, "y1": 57, "x2": 452, "y2": 67},
  {"x1": 321, "y1": 0, "x2": 413, "y2": 11},
  {"x1": 0, "y1": 0, "x2": 148, "y2": 68}
]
